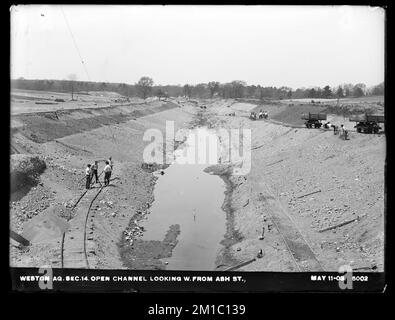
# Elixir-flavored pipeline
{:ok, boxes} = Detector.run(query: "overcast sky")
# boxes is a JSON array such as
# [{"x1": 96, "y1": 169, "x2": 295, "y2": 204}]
[{"x1": 10, "y1": 5, "x2": 385, "y2": 89}]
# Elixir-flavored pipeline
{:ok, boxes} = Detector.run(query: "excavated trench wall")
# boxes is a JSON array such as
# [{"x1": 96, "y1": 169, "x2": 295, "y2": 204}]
[{"x1": 11, "y1": 101, "x2": 179, "y2": 146}]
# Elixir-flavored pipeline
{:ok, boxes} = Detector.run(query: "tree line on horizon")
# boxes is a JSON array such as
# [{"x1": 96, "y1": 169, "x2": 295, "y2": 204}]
[{"x1": 11, "y1": 77, "x2": 384, "y2": 101}]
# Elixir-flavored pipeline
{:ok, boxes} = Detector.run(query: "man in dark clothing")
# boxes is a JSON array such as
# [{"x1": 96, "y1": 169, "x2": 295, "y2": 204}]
[{"x1": 91, "y1": 161, "x2": 100, "y2": 185}]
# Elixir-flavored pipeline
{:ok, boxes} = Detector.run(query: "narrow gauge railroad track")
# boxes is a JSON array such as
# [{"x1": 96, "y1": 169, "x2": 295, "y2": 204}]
[
  {"x1": 261, "y1": 184, "x2": 325, "y2": 272},
  {"x1": 60, "y1": 172, "x2": 108, "y2": 269}
]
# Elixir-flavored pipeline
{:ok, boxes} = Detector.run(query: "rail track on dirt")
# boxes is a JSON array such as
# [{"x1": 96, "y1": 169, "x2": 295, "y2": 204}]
[
  {"x1": 260, "y1": 183, "x2": 325, "y2": 272},
  {"x1": 60, "y1": 172, "x2": 109, "y2": 269}
]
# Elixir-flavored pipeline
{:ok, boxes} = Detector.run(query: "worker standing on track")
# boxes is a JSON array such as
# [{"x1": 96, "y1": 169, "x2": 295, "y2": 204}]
[
  {"x1": 332, "y1": 124, "x2": 338, "y2": 135},
  {"x1": 85, "y1": 164, "x2": 92, "y2": 189},
  {"x1": 108, "y1": 157, "x2": 113, "y2": 170},
  {"x1": 103, "y1": 161, "x2": 112, "y2": 186},
  {"x1": 340, "y1": 125, "x2": 348, "y2": 140},
  {"x1": 90, "y1": 161, "x2": 100, "y2": 186},
  {"x1": 340, "y1": 124, "x2": 345, "y2": 138}
]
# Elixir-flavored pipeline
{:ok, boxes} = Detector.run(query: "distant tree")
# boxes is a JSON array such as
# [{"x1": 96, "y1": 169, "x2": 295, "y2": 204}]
[
  {"x1": 246, "y1": 85, "x2": 257, "y2": 99},
  {"x1": 126, "y1": 84, "x2": 137, "y2": 97},
  {"x1": 259, "y1": 88, "x2": 264, "y2": 101},
  {"x1": 336, "y1": 86, "x2": 344, "y2": 98},
  {"x1": 219, "y1": 83, "x2": 232, "y2": 99},
  {"x1": 159, "y1": 85, "x2": 182, "y2": 97},
  {"x1": 100, "y1": 82, "x2": 107, "y2": 92},
  {"x1": 293, "y1": 88, "x2": 308, "y2": 99},
  {"x1": 323, "y1": 85, "x2": 332, "y2": 99},
  {"x1": 192, "y1": 83, "x2": 209, "y2": 99},
  {"x1": 155, "y1": 88, "x2": 167, "y2": 101},
  {"x1": 208, "y1": 81, "x2": 220, "y2": 98},
  {"x1": 353, "y1": 86, "x2": 364, "y2": 97},
  {"x1": 334, "y1": 86, "x2": 343, "y2": 106},
  {"x1": 183, "y1": 84, "x2": 192, "y2": 99},
  {"x1": 118, "y1": 83, "x2": 127, "y2": 96},
  {"x1": 353, "y1": 83, "x2": 366, "y2": 97},
  {"x1": 371, "y1": 82, "x2": 384, "y2": 96},
  {"x1": 309, "y1": 88, "x2": 316, "y2": 98},
  {"x1": 277, "y1": 87, "x2": 291, "y2": 99},
  {"x1": 136, "y1": 76, "x2": 154, "y2": 99},
  {"x1": 352, "y1": 83, "x2": 366, "y2": 98},
  {"x1": 11, "y1": 78, "x2": 381, "y2": 103},
  {"x1": 342, "y1": 83, "x2": 354, "y2": 97},
  {"x1": 230, "y1": 80, "x2": 246, "y2": 98},
  {"x1": 315, "y1": 87, "x2": 323, "y2": 99}
]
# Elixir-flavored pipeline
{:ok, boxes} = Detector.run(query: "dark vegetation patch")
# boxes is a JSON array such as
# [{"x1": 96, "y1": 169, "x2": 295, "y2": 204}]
[{"x1": 10, "y1": 154, "x2": 46, "y2": 194}]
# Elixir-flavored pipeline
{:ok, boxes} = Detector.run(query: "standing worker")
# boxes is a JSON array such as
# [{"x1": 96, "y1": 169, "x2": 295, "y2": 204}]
[
  {"x1": 98, "y1": 157, "x2": 114, "y2": 170},
  {"x1": 324, "y1": 121, "x2": 331, "y2": 129},
  {"x1": 103, "y1": 161, "x2": 112, "y2": 186},
  {"x1": 91, "y1": 161, "x2": 100, "y2": 186},
  {"x1": 85, "y1": 164, "x2": 92, "y2": 189},
  {"x1": 340, "y1": 124, "x2": 345, "y2": 138}
]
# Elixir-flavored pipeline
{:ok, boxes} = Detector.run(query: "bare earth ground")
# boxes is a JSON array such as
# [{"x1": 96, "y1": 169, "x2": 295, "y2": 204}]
[
  {"x1": 203, "y1": 101, "x2": 384, "y2": 271},
  {"x1": 11, "y1": 88, "x2": 145, "y2": 114},
  {"x1": 10, "y1": 92, "x2": 385, "y2": 272}
]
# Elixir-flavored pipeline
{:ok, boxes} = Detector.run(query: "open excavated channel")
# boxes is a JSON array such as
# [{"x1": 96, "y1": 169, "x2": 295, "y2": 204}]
[{"x1": 140, "y1": 127, "x2": 226, "y2": 270}]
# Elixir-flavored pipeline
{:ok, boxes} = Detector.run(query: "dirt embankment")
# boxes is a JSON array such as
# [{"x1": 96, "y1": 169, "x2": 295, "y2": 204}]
[
  {"x1": 11, "y1": 101, "x2": 180, "y2": 145},
  {"x1": 10, "y1": 98, "x2": 196, "y2": 268},
  {"x1": 198, "y1": 99, "x2": 385, "y2": 271}
]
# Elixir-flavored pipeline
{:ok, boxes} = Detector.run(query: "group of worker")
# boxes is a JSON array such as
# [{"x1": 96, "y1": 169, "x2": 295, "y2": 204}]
[
  {"x1": 85, "y1": 157, "x2": 113, "y2": 189},
  {"x1": 250, "y1": 109, "x2": 268, "y2": 120},
  {"x1": 323, "y1": 121, "x2": 348, "y2": 140},
  {"x1": 259, "y1": 110, "x2": 268, "y2": 119}
]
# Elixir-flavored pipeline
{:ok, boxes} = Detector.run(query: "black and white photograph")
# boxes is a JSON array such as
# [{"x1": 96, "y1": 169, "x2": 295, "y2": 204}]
[{"x1": 9, "y1": 5, "x2": 386, "y2": 293}]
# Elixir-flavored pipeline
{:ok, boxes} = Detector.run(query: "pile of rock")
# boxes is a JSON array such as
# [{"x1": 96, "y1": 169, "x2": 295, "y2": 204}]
[{"x1": 124, "y1": 223, "x2": 145, "y2": 245}]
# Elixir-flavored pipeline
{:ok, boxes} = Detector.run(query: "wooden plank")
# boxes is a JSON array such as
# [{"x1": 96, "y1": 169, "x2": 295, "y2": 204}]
[
  {"x1": 224, "y1": 258, "x2": 257, "y2": 271},
  {"x1": 10, "y1": 230, "x2": 30, "y2": 246},
  {"x1": 353, "y1": 264, "x2": 377, "y2": 271},
  {"x1": 251, "y1": 144, "x2": 265, "y2": 150},
  {"x1": 266, "y1": 159, "x2": 283, "y2": 167},
  {"x1": 318, "y1": 217, "x2": 360, "y2": 233},
  {"x1": 296, "y1": 189, "x2": 321, "y2": 199}
]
